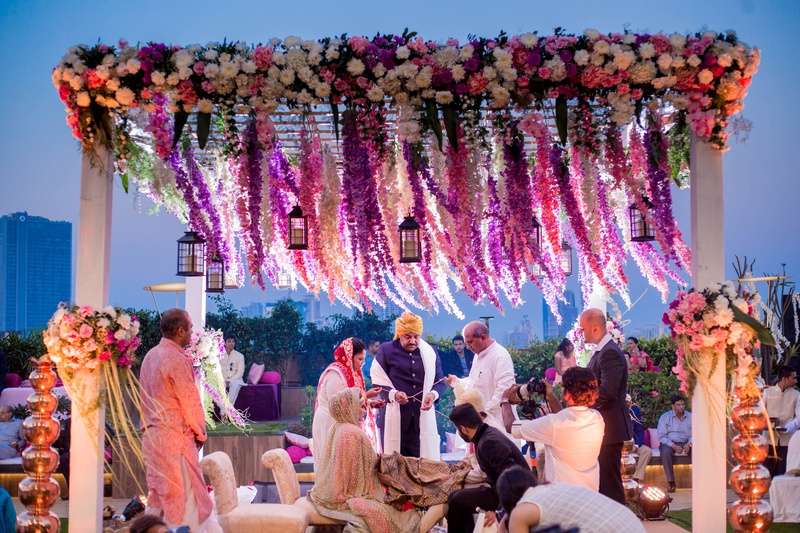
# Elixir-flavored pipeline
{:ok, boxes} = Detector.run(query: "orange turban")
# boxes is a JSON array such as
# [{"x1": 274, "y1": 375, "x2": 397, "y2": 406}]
[{"x1": 393, "y1": 312, "x2": 423, "y2": 339}]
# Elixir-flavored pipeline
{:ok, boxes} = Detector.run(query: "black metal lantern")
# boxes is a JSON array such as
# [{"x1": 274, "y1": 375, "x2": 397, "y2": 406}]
[
  {"x1": 206, "y1": 252, "x2": 225, "y2": 293},
  {"x1": 287, "y1": 205, "x2": 309, "y2": 250},
  {"x1": 276, "y1": 271, "x2": 292, "y2": 290},
  {"x1": 561, "y1": 242, "x2": 573, "y2": 277},
  {"x1": 177, "y1": 231, "x2": 206, "y2": 277},
  {"x1": 532, "y1": 262, "x2": 545, "y2": 279},
  {"x1": 224, "y1": 269, "x2": 240, "y2": 290},
  {"x1": 399, "y1": 214, "x2": 422, "y2": 263},
  {"x1": 629, "y1": 196, "x2": 656, "y2": 242},
  {"x1": 532, "y1": 215, "x2": 542, "y2": 248}
]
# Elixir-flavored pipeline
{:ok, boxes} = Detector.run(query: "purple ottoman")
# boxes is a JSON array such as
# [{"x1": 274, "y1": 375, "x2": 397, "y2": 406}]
[{"x1": 233, "y1": 383, "x2": 281, "y2": 421}]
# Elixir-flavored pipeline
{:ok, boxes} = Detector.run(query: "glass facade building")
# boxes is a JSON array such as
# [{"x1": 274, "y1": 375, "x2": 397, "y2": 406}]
[
  {"x1": 0, "y1": 212, "x2": 72, "y2": 332},
  {"x1": 542, "y1": 289, "x2": 578, "y2": 341}
]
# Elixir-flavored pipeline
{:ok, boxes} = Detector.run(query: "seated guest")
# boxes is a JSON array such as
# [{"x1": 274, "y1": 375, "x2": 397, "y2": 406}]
[
  {"x1": 0, "y1": 406, "x2": 23, "y2": 459},
  {"x1": 501, "y1": 367, "x2": 604, "y2": 490},
  {"x1": 127, "y1": 514, "x2": 170, "y2": 533},
  {"x1": 308, "y1": 388, "x2": 420, "y2": 533},
  {"x1": 220, "y1": 335, "x2": 246, "y2": 406},
  {"x1": 626, "y1": 394, "x2": 652, "y2": 483},
  {"x1": 763, "y1": 366, "x2": 800, "y2": 476},
  {"x1": 496, "y1": 466, "x2": 645, "y2": 533},
  {"x1": 447, "y1": 403, "x2": 528, "y2": 532},
  {"x1": 657, "y1": 394, "x2": 692, "y2": 492},
  {"x1": 442, "y1": 335, "x2": 474, "y2": 378},
  {"x1": 626, "y1": 337, "x2": 653, "y2": 372}
]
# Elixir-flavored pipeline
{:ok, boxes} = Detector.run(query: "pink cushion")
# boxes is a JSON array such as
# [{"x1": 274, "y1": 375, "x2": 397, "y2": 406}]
[
  {"x1": 260, "y1": 371, "x2": 281, "y2": 385},
  {"x1": 19, "y1": 380, "x2": 31, "y2": 388},
  {"x1": 247, "y1": 364, "x2": 265, "y2": 385},
  {"x1": 285, "y1": 431, "x2": 309, "y2": 449},
  {"x1": 648, "y1": 428, "x2": 660, "y2": 450},
  {"x1": 4, "y1": 374, "x2": 21, "y2": 388},
  {"x1": 643, "y1": 429, "x2": 650, "y2": 448},
  {"x1": 286, "y1": 445, "x2": 306, "y2": 463}
]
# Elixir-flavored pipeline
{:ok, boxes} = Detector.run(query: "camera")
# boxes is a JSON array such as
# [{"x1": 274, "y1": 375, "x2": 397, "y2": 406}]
[
  {"x1": 517, "y1": 378, "x2": 546, "y2": 401},
  {"x1": 515, "y1": 378, "x2": 547, "y2": 420}
]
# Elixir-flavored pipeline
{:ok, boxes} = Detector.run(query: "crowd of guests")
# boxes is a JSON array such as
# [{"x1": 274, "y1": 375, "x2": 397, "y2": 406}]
[{"x1": 125, "y1": 305, "x2": 798, "y2": 532}]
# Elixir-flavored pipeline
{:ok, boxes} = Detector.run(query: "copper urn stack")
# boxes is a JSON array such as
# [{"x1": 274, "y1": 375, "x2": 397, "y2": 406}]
[{"x1": 16, "y1": 356, "x2": 61, "y2": 532}]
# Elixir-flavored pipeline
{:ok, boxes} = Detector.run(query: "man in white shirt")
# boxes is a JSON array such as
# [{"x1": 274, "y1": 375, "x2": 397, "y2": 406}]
[
  {"x1": 764, "y1": 366, "x2": 800, "y2": 476},
  {"x1": 455, "y1": 321, "x2": 516, "y2": 423},
  {"x1": 500, "y1": 366, "x2": 605, "y2": 491},
  {"x1": 220, "y1": 335, "x2": 246, "y2": 405}
]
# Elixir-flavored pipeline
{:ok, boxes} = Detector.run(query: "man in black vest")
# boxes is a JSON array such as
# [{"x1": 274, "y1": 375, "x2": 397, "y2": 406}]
[
  {"x1": 582, "y1": 308, "x2": 632, "y2": 505},
  {"x1": 447, "y1": 403, "x2": 528, "y2": 532}
]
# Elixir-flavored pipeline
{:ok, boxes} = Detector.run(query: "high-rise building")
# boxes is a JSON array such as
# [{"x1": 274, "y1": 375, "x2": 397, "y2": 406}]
[
  {"x1": 506, "y1": 314, "x2": 533, "y2": 348},
  {"x1": 542, "y1": 289, "x2": 579, "y2": 341},
  {"x1": 0, "y1": 212, "x2": 72, "y2": 332}
]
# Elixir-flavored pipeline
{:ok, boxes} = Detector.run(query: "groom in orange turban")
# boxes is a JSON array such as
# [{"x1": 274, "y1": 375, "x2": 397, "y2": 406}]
[{"x1": 370, "y1": 312, "x2": 445, "y2": 459}]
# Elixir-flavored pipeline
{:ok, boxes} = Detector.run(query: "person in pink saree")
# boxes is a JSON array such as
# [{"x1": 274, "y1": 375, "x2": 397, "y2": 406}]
[
  {"x1": 308, "y1": 387, "x2": 420, "y2": 533},
  {"x1": 140, "y1": 309, "x2": 219, "y2": 532}
]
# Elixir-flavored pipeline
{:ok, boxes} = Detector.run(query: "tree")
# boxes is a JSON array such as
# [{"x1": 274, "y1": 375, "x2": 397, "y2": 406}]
[
  {"x1": 261, "y1": 300, "x2": 304, "y2": 381},
  {"x1": 0, "y1": 329, "x2": 44, "y2": 378},
  {"x1": 297, "y1": 311, "x2": 396, "y2": 386}
]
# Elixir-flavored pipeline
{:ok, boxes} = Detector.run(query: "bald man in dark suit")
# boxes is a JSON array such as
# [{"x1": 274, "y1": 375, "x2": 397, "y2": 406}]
[{"x1": 582, "y1": 308, "x2": 632, "y2": 505}]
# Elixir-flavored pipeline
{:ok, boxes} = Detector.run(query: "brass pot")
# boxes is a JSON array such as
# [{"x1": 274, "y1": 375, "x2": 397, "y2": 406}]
[
  {"x1": 729, "y1": 464, "x2": 772, "y2": 500},
  {"x1": 21, "y1": 447, "x2": 60, "y2": 477},
  {"x1": 17, "y1": 476, "x2": 60, "y2": 510},
  {"x1": 730, "y1": 433, "x2": 769, "y2": 465},
  {"x1": 27, "y1": 394, "x2": 57, "y2": 418},
  {"x1": 731, "y1": 402, "x2": 767, "y2": 435},
  {"x1": 29, "y1": 366, "x2": 56, "y2": 391},
  {"x1": 15, "y1": 510, "x2": 60, "y2": 533},
  {"x1": 620, "y1": 455, "x2": 637, "y2": 478},
  {"x1": 729, "y1": 498, "x2": 773, "y2": 532},
  {"x1": 22, "y1": 418, "x2": 60, "y2": 447}
]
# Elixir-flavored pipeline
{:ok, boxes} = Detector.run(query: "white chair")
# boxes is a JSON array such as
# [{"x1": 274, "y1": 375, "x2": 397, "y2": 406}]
[
  {"x1": 261, "y1": 448, "x2": 447, "y2": 532},
  {"x1": 769, "y1": 431, "x2": 800, "y2": 523},
  {"x1": 200, "y1": 451, "x2": 308, "y2": 533}
]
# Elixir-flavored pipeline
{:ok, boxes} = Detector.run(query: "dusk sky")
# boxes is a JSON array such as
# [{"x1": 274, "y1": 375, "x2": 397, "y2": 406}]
[{"x1": 1, "y1": 0, "x2": 798, "y2": 343}]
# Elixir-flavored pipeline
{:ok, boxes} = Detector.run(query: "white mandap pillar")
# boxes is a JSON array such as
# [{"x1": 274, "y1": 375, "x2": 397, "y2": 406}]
[
  {"x1": 689, "y1": 132, "x2": 727, "y2": 532},
  {"x1": 70, "y1": 142, "x2": 113, "y2": 532}
]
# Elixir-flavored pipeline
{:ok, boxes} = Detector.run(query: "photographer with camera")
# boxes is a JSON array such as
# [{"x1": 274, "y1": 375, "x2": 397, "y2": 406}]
[{"x1": 500, "y1": 367, "x2": 604, "y2": 491}]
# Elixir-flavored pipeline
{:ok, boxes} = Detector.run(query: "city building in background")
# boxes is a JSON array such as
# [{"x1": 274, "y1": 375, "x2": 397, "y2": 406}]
[
  {"x1": 0, "y1": 211, "x2": 72, "y2": 332},
  {"x1": 241, "y1": 302, "x2": 264, "y2": 318},
  {"x1": 627, "y1": 323, "x2": 670, "y2": 340},
  {"x1": 506, "y1": 314, "x2": 533, "y2": 348},
  {"x1": 542, "y1": 289, "x2": 578, "y2": 341}
]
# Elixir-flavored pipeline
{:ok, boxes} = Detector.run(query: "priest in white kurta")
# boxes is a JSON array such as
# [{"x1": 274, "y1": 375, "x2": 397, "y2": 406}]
[{"x1": 460, "y1": 321, "x2": 516, "y2": 422}]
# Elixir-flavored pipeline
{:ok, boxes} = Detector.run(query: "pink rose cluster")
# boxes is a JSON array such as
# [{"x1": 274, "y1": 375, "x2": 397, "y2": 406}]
[
  {"x1": 43, "y1": 304, "x2": 141, "y2": 373},
  {"x1": 662, "y1": 281, "x2": 758, "y2": 392}
]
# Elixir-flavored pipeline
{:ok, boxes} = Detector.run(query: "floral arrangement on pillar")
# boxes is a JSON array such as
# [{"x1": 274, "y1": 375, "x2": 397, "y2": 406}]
[
  {"x1": 185, "y1": 327, "x2": 247, "y2": 428},
  {"x1": 17, "y1": 356, "x2": 61, "y2": 532},
  {"x1": 42, "y1": 305, "x2": 145, "y2": 484},
  {"x1": 51, "y1": 29, "x2": 759, "y2": 318},
  {"x1": 662, "y1": 281, "x2": 775, "y2": 531}
]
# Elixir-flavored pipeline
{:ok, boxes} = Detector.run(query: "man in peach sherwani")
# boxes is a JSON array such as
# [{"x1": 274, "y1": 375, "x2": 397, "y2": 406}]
[{"x1": 140, "y1": 308, "x2": 218, "y2": 532}]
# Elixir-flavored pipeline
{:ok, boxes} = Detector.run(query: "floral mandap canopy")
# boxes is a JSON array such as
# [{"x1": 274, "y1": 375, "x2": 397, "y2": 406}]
[{"x1": 53, "y1": 28, "x2": 759, "y2": 320}]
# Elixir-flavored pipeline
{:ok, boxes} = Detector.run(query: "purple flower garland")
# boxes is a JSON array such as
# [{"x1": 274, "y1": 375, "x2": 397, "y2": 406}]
[
  {"x1": 644, "y1": 125, "x2": 691, "y2": 271},
  {"x1": 183, "y1": 143, "x2": 230, "y2": 264},
  {"x1": 243, "y1": 122, "x2": 266, "y2": 289},
  {"x1": 341, "y1": 112, "x2": 392, "y2": 292},
  {"x1": 551, "y1": 143, "x2": 612, "y2": 292}
]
